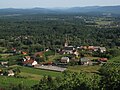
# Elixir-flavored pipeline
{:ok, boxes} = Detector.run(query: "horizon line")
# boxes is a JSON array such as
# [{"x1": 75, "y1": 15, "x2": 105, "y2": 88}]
[{"x1": 0, "y1": 5, "x2": 120, "y2": 9}]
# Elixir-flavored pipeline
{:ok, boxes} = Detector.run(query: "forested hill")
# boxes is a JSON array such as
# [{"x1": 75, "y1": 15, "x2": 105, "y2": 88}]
[
  {"x1": 0, "y1": 5, "x2": 120, "y2": 15},
  {"x1": 0, "y1": 14, "x2": 120, "y2": 50}
]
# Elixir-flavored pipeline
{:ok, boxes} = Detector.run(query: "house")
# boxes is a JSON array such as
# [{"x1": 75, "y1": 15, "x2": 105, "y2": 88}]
[
  {"x1": 23, "y1": 56, "x2": 31, "y2": 61},
  {"x1": 23, "y1": 59, "x2": 38, "y2": 66},
  {"x1": 80, "y1": 57, "x2": 92, "y2": 65},
  {"x1": 8, "y1": 70, "x2": 15, "y2": 76},
  {"x1": 45, "y1": 48, "x2": 49, "y2": 51},
  {"x1": 93, "y1": 46, "x2": 106, "y2": 53},
  {"x1": 11, "y1": 48, "x2": 16, "y2": 52},
  {"x1": 22, "y1": 51, "x2": 28, "y2": 55},
  {"x1": 80, "y1": 46, "x2": 95, "y2": 50},
  {"x1": 1, "y1": 61, "x2": 8, "y2": 65},
  {"x1": 80, "y1": 46, "x2": 87, "y2": 50},
  {"x1": 88, "y1": 46, "x2": 94, "y2": 50},
  {"x1": 93, "y1": 46, "x2": 100, "y2": 51},
  {"x1": 73, "y1": 50, "x2": 79, "y2": 57},
  {"x1": 0, "y1": 61, "x2": 8, "y2": 67},
  {"x1": 98, "y1": 58, "x2": 108, "y2": 62},
  {"x1": 63, "y1": 46, "x2": 75, "y2": 54},
  {"x1": 61, "y1": 57, "x2": 70, "y2": 63},
  {"x1": 99, "y1": 47, "x2": 106, "y2": 53}
]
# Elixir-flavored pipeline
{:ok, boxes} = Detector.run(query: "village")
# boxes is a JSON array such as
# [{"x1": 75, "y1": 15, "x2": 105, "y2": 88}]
[
  {"x1": 0, "y1": 3, "x2": 120, "y2": 89},
  {"x1": 0, "y1": 39, "x2": 108, "y2": 77}
]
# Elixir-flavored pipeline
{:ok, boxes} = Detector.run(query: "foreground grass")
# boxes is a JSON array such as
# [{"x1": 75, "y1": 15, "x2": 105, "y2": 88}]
[
  {"x1": 0, "y1": 76, "x2": 38, "y2": 88},
  {"x1": 0, "y1": 65, "x2": 101, "y2": 88}
]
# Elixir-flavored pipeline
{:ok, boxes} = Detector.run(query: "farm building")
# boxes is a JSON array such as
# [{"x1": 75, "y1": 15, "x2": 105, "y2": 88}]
[
  {"x1": 80, "y1": 57, "x2": 92, "y2": 65},
  {"x1": 63, "y1": 46, "x2": 75, "y2": 54},
  {"x1": 8, "y1": 70, "x2": 15, "y2": 76},
  {"x1": 61, "y1": 57, "x2": 70, "y2": 63}
]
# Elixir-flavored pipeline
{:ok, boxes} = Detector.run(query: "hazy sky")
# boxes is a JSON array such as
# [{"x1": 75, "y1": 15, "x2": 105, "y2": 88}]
[{"x1": 0, "y1": 0, "x2": 120, "y2": 8}]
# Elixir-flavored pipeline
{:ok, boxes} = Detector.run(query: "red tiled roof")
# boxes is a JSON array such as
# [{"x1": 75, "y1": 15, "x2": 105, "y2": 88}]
[
  {"x1": 23, "y1": 59, "x2": 35, "y2": 64},
  {"x1": 22, "y1": 51, "x2": 28, "y2": 55},
  {"x1": 99, "y1": 58, "x2": 108, "y2": 61}
]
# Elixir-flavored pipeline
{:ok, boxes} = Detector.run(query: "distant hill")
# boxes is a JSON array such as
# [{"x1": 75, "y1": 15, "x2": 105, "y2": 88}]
[
  {"x1": 0, "y1": 8, "x2": 56, "y2": 15},
  {"x1": 0, "y1": 5, "x2": 120, "y2": 15},
  {"x1": 66, "y1": 6, "x2": 120, "y2": 13}
]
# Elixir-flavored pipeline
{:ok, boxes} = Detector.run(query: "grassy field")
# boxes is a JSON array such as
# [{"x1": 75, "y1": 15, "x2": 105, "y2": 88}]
[
  {"x1": 108, "y1": 56, "x2": 120, "y2": 63},
  {"x1": 68, "y1": 65, "x2": 101, "y2": 73},
  {"x1": 10, "y1": 65, "x2": 63, "y2": 79},
  {"x1": 0, "y1": 47, "x2": 7, "y2": 53},
  {"x1": 47, "y1": 54, "x2": 63, "y2": 61},
  {"x1": 87, "y1": 57, "x2": 99, "y2": 60},
  {"x1": 96, "y1": 21, "x2": 111, "y2": 25},
  {"x1": 0, "y1": 65, "x2": 63, "y2": 88},
  {"x1": 0, "y1": 53, "x2": 13, "y2": 59}
]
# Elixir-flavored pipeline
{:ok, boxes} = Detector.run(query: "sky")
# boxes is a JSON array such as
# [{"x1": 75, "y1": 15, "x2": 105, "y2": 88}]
[{"x1": 0, "y1": 0, "x2": 120, "y2": 8}]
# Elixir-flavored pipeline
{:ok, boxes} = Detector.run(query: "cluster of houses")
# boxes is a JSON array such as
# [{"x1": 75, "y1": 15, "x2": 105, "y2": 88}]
[
  {"x1": 59, "y1": 56, "x2": 108, "y2": 65},
  {"x1": 58, "y1": 42, "x2": 108, "y2": 65},
  {"x1": 21, "y1": 51, "x2": 48, "y2": 67},
  {"x1": 23, "y1": 56, "x2": 38, "y2": 67},
  {"x1": 78, "y1": 46, "x2": 106, "y2": 53},
  {"x1": 12, "y1": 47, "x2": 28, "y2": 55},
  {"x1": 59, "y1": 41, "x2": 79, "y2": 57},
  {"x1": 0, "y1": 40, "x2": 109, "y2": 74},
  {"x1": 59, "y1": 41, "x2": 106, "y2": 56},
  {"x1": 10, "y1": 40, "x2": 108, "y2": 67}
]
